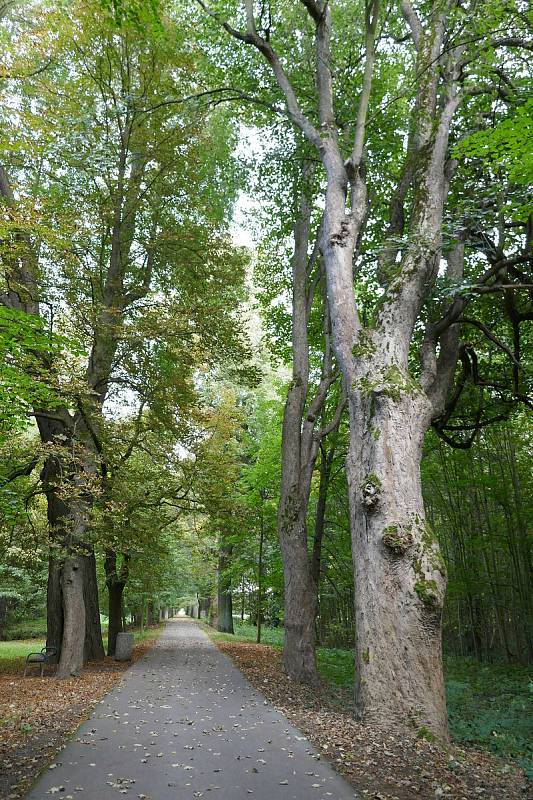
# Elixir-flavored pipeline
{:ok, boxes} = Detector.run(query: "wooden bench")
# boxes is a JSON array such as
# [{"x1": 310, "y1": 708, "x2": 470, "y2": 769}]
[{"x1": 24, "y1": 647, "x2": 58, "y2": 678}]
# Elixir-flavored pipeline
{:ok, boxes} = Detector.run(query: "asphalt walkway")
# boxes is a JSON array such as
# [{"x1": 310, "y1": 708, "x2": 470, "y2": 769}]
[{"x1": 26, "y1": 618, "x2": 356, "y2": 800}]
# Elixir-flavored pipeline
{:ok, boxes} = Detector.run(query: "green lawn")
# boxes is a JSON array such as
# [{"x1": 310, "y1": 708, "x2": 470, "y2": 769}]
[
  {"x1": 0, "y1": 638, "x2": 46, "y2": 673},
  {"x1": 444, "y1": 656, "x2": 532, "y2": 779},
  {"x1": 0, "y1": 625, "x2": 162, "y2": 674},
  {"x1": 3, "y1": 615, "x2": 111, "y2": 641},
  {"x1": 202, "y1": 619, "x2": 532, "y2": 778}
]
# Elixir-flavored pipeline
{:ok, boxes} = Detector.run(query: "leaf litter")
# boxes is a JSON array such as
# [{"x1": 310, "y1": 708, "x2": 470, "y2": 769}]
[
  {"x1": 215, "y1": 640, "x2": 530, "y2": 800},
  {"x1": 0, "y1": 637, "x2": 157, "y2": 800}
]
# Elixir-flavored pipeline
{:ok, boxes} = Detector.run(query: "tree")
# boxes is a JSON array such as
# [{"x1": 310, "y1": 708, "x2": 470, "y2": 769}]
[
  {"x1": 275, "y1": 162, "x2": 344, "y2": 683},
  {"x1": 197, "y1": 0, "x2": 532, "y2": 738},
  {"x1": 1, "y1": 0, "x2": 252, "y2": 675}
]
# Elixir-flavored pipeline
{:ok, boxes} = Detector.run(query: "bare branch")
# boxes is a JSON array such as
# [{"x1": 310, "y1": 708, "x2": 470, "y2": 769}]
[
  {"x1": 195, "y1": 0, "x2": 323, "y2": 148},
  {"x1": 350, "y1": 0, "x2": 380, "y2": 169},
  {"x1": 0, "y1": 457, "x2": 39, "y2": 486},
  {"x1": 316, "y1": 392, "x2": 347, "y2": 440},
  {"x1": 491, "y1": 36, "x2": 533, "y2": 50},
  {"x1": 140, "y1": 87, "x2": 283, "y2": 116},
  {"x1": 1, "y1": 58, "x2": 54, "y2": 81},
  {"x1": 299, "y1": 0, "x2": 323, "y2": 24},
  {"x1": 460, "y1": 318, "x2": 521, "y2": 367}
]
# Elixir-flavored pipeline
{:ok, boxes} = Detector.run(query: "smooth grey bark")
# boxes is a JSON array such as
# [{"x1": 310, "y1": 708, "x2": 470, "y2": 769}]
[
  {"x1": 56, "y1": 555, "x2": 86, "y2": 678},
  {"x1": 54, "y1": 486, "x2": 94, "y2": 678},
  {"x1": 41, "y1": 444, "x2": 103, "y2": 666}
]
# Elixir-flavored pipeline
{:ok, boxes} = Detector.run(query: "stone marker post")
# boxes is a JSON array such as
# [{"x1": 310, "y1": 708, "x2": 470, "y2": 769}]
[{"x1": 115, "y1": 632, "x2": 134, "y2": 661}]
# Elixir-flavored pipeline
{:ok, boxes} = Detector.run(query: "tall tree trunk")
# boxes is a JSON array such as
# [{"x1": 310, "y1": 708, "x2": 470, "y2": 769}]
[
  {"x1": 347, "y1": 389, "x2": 448, "y2": 735},
  {"x1": 256, "y1": 499, "x2": 265, "y2": 644},
  {"x1": 46, "y1": 555, "x2": 63, "y2": 658},
  {"x1": 208, "y1": 0, "x2": 523, "y2": 739},
  {"x1": 43, "y1": 463, "x2": 103, "y2": 663},
  {"x1": 311, "y1": 425, "x2": 338, "y2": 587},
  {"x1": 217, "y1": 543, "x2": 234, "y2": 634},
  {"x1": 56, "y1": 554, "x2": 86, "y2": 678},
  {"x1": 104, "y1": 551, "x2": 129, "y2": 656},
  {"x1": 279, "y1": 515, "x2": 318, "y2": 682},
  {"x1": 107, "y1": 582, "x2": 125, "y2": 656},
  {"x1": 83, "y1": 551, "x2": 104, "y2": 661},
  {"x1": 277, "y1": 164, "x2": 340, "y2": 684}
]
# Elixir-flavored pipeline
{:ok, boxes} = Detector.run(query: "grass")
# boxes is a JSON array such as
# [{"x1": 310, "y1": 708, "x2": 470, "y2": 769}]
[
  {"x1": 201, "y1": 619, "x2": 533, "y2": 778},
  {"x1": 0, "y1": 638, "x2": 46, "y2": 673},
  {"x1": 444, "y1": 656, "x2": 533, "y2": 779},
  {"x1": 3, "y1": 615, "x2": 112, "y2": 641},
  {"x1": 0, "y1": 624, "x2": 163, "y2": 674},
  {"x1": 133, "y1": 625, "x2": 164, "y2": 644}
]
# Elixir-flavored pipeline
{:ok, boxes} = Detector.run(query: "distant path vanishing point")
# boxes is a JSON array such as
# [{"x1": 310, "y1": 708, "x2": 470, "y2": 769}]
[{"x1": 25, "y1": 618, "x2": 357, "y2": 800}]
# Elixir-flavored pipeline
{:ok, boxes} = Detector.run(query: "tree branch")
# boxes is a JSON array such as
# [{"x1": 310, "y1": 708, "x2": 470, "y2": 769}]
[
  {"x1": 350, "y1": 0, "x2": 380, "y2": 169},
  {"x1": 299, "y1": 0, "x2": 323, "y2": 24},
  {"x1": 460, "y1": 318, "x2": 521, "y2": 368},
  {"x1": 195, "y1": 0, "x2": 323, "y2": 148},
  {"x1": 400, "y1": 0, "x2": 423, "y2": 50}
]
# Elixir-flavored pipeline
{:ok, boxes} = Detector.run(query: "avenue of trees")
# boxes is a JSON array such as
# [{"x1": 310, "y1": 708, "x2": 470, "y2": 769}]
[{"x1": 1, "y1": 0, "x2": 531, "y2": 745}]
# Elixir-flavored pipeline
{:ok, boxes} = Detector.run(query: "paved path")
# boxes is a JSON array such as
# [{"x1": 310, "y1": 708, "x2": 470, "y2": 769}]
[{"x1": 26, "y1": 619, "x2": 356, "y2": 800}]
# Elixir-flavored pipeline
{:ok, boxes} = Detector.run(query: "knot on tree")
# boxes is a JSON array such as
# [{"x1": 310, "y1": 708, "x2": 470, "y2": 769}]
[
  {"x1": 412, "y1": 553, "x2": 444, "y2": 617},
  {"x1": 382, "y1": 523, "x2": 414, "y2": 555},
  {"x1": 361, "y1": 473, "x2": 381, "y2": 510},
  {"x1": 329, "y1": 217, "x2": 352, "y2": 248}
]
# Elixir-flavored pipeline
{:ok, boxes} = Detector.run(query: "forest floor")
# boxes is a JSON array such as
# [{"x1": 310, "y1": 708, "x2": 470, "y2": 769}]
[
  {"x1": 202, "y1": 623, "x2": 531, "y2": 800},
  {"x1": 0, "y1": 626, "x2": 163, "y2": 800},
  {"x1": 0, "y1": 620, "x2": 530, "y2": 800}
]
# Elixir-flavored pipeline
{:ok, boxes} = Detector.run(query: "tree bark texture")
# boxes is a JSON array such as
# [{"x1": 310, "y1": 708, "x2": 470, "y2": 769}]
[
  {"x1": 256, "y1": 503, "x2": 265, "y2": 644},
  {"x1": 105, "y1": 551, "x2": 129, "y2": 656},
  {"x1": 56, "y1": 556, "x2": 86, "y2": 678},
  {"x1": 83, "y1": 552, "x2": 105, "y2": 661},
  {"x1": 347, "y1": 388, "x2": 448, "y2": 735},
  {"x1": 277, "y1": 165, "x2": 341, "y2": 684},
  {"x1": 277, "y1": 165, "x2": 318, "y2": 681},
  {"x1": 107, "y1": 582, "x2": 125, "y2": 657},
  {"x1": 46, "y1": 555, "x2": 63, "y2": 658}
]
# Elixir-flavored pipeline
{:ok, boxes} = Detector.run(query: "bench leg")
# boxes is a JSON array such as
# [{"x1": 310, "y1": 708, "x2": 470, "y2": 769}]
[
  {"x1": 40, "y1": 663, "x2": 44, "y2": 678},
  {"x1": 24, "y1": 664, "x2": 27, "y2": 677}
]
